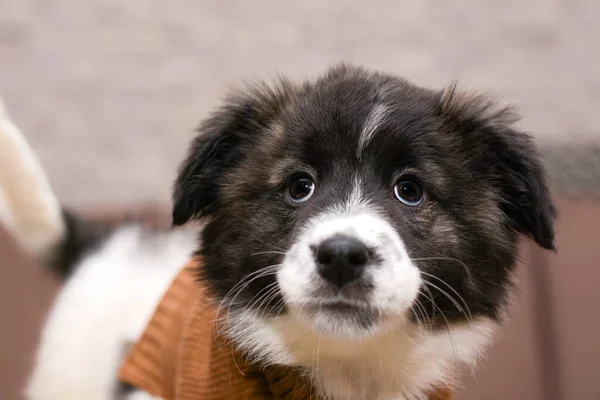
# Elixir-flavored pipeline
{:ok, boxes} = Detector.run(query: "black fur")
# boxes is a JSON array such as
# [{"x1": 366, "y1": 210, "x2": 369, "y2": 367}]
[{"x1": 173, "y1": 64, "x2": 556, "y2": 328}]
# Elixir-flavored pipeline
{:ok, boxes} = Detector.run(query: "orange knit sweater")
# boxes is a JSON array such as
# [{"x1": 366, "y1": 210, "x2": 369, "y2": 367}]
[{"x1": 118, "y1": 259, "x2": 451, "y2": 400}]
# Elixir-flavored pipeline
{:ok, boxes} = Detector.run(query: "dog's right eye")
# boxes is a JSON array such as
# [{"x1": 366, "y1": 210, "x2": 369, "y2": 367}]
[
  {"x1": 287, "y1": 176, "x2": 315, "y2": 203},
  {"x1": 394, "y1": 176, "x2": 424, "y2": 206}
]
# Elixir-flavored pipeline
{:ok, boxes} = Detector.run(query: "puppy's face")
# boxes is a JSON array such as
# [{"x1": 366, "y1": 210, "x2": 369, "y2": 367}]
[{"x1": 173, "y1": 65, "x2": 555, "y2": 341}]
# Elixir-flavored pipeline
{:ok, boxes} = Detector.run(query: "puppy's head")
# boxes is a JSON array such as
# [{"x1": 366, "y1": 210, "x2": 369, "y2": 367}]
[{"x1": 173, "y1": 65, "x2": 555, "y2": 343}]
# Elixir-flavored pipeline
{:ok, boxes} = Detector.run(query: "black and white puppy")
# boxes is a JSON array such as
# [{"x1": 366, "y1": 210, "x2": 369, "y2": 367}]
[{"x1": 6, "y1": 65, "x2": 555, "y2": 400}]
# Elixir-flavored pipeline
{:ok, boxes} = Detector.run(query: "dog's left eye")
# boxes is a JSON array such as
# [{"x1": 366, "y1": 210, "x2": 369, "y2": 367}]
[
  {"x1": 394, "y1": 177, "x2": 424, "y2": 206},
  {"x1": 288, "y1": 176, "x2": 315, "y2": 203}
]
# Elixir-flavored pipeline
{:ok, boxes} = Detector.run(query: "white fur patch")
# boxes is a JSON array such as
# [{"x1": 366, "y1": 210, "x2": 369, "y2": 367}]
[
  {"x1": 357, "y1": 104, "x2": 390, "y2": 158},
  {"x1": 0, "y1": 98, "x2": 65, "y2": 259},
  {"x1": 25, "y1": 225, "x2": 199, "y2": 400}
]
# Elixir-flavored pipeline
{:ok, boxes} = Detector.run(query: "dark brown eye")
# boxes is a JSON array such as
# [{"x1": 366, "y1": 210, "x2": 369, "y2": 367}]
[
  {"x1": 288, "y1": 176, "x2": 315, "y2": 203},
  {"x1": 394, "y1": 177, "x2": 424, "y2": 206}
]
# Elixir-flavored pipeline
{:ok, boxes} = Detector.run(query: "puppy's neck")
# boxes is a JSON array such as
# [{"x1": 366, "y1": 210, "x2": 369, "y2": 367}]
[{"x1": 227, "y1": 311, "x2": 496, "y2": 400}]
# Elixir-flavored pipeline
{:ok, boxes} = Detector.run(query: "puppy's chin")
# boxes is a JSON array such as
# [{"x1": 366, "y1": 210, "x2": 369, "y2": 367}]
[{"x1": 286, "y1": 301, "x2": 411, "y2": 340}]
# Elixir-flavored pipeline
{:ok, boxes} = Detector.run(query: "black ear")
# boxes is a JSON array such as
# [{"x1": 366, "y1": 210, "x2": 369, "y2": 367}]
[
  {"x1": 438, "y1": 84, "x2": 556, "y2": 251},
  {"x1": 172, "y1": 81, "x2": 295, "y2": 226}
]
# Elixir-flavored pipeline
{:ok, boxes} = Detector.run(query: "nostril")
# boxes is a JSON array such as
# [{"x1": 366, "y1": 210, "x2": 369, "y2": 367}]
[
  {"x1": 317, "y1": 249, "x2": 332, "y2": 265},
  {"x1": 348, "y1": 250, "x2": 368, "y2": 266}
]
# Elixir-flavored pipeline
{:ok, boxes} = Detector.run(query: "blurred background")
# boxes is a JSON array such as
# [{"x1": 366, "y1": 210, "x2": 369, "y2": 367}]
[{"x1": 1, "y1": 1, "x2": 599, "y2": 399}]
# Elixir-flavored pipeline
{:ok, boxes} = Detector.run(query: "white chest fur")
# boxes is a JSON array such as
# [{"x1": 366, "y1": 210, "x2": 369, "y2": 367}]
[{"x1": 227, "y1": 310, "x2": 496, "y2": 400}]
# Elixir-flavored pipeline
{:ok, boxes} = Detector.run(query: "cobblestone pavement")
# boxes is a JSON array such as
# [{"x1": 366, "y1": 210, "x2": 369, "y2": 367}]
[{"x1": 1, "y1": 0, "x2": 599, "y2": 207}]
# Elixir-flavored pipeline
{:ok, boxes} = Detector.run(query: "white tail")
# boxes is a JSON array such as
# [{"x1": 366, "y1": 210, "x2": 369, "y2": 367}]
[{"x1": 0, "y1": 97, "x2": 65, "y2": 259}]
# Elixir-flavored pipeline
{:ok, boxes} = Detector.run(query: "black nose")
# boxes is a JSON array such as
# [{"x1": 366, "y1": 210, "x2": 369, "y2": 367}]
[{"x1": 315, "y1": 235, "x2": 370, "y2": 287}]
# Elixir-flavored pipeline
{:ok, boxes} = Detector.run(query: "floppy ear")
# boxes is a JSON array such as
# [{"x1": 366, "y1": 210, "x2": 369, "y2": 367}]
[
  {"x1": 172, "y1": 81, "x2": 295, "y2": 226},
  {"x1": 438, "y1": 84, "x2": 556, "y2": 251}
]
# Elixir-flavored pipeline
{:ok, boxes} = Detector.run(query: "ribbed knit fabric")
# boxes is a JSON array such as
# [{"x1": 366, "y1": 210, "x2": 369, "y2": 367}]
[{"x1": 118, "y1": 259, "x2": 452, "y2": 400}]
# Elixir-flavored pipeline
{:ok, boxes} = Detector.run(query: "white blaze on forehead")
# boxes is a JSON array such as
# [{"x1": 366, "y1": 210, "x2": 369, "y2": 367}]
[
  {"x1": 357, "y1": 103, "x2": 391, "y2": 158},
  {"x1": 328, "y1": 176, "x2": 375, "y2": 216}
]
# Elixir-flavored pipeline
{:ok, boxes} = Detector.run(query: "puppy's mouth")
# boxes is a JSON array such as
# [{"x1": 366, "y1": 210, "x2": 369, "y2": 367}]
[
  {"x1": 290, "y1": 298, "x2": 386, "y2": 336},
  {"x1": 307, "y1": 299, "x2": 374, "y2": 314}
]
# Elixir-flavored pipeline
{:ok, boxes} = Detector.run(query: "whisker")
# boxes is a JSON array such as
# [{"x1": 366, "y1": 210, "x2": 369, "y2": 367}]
[
  {"x1": 250, "y1": 250, "x2": 288, "y2": 257},
  {"x1": 217, "y1": 266, "x2": 277, "y2": 309},
  {"x1": 421, "y1": 284, "x2": 437, "y2": 319},
  {"x1": 231, "y1": 352, "x2": 246, "y2": 377},
  {"x1": 269, "y1": 297, "x2": 288, "y2": 317},
  {"x1": 216, "y1": 264, "x2": 280, "y2": 319},
  {"x1": 251, "y1": 285, "x2": 283, "y2": 318},
  {"x1": 420, "y1": 274, "x2": 472, "y2": 322},
  {"x1": 245, "y1": 233, "x2": 287, "y2": 252},
  {"x1": 311, "y1": 336, "x2": 317, "y2": 397},
  {"x1": 420, "y1": 286, "x2": 459, "y2": 387},
  {"x1": 243, "y1": 282, "x2": 280, "y2": 315},
  {"x1": 414, "y1": 257, "x2": 483, "y2": 368},
  {"x1": 234, "y1": 283, "x2": 279, "y2": 323},
  {"x1": 419, "y1": 271, "x2": 474, "y2": 322},
  {"x1": 419, "y1": 273, "x2": 484, "y2": 365},
  {"x1": 394, "y1": 323, "x2": 417, "y2": 346},
  {"x1": 373, "y1": 342, "x2": 385, "y2": 375},
  {"x1": 411, "y1": 297, "x2": 431, "y2": 332},
  {"x1": 409, "y1": 256, "x2": 474, "y2": 287},
  {"x1": 213, "y1": 265, "x2": 280, "y2": 346},
  {"x1": 316, "y1": 335, "x2": 322, "y2": 385},
  {"x1": 287, "y1": 322, "x2": 302, "y2": 348}
]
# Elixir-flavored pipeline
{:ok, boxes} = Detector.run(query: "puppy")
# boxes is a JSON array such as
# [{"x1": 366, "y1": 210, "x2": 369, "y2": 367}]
[{"x1": 4, "y1": 64, "x2": 555, "y2": 400}]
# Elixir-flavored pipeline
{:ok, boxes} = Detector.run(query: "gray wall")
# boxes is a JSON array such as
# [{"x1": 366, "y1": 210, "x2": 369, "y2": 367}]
[{"x1": 1, "y1": 0, "x2": 599, "y2": 208}]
